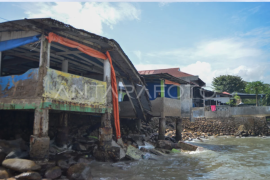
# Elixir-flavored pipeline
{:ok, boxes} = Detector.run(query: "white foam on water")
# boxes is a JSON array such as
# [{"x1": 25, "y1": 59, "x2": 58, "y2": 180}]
[{"x1": 139, "y1": 142, "x2": 155, "y2": 150}]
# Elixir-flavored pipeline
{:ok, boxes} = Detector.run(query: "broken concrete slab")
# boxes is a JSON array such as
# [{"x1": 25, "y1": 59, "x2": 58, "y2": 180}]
[
  {"x1": 112, "y1": 140, "x2": 125, "y2": 160},
  {"x1": 126, "y1": 145, "x2": 145, "y2": 160},
  {"x1": 178, "y1": 141, "x2": 199, "y2": 151}
]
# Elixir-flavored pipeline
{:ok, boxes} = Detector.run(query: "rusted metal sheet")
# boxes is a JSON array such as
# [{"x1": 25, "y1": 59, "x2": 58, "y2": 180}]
[
  {"x1": 0, "y1": 68, "x2": 39, "y2": 98},
  {"x1": 43, "y1": 68, "x2": 107, "y2": 108}
]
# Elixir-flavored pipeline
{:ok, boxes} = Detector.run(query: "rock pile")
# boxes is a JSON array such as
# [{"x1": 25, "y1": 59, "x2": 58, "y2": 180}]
[
  {"x1": 0, "y1": 137, "x2": 94, "y2": 179},
  {"x1": 182, "y1": 116, "x2": 270, "y2": 138}
]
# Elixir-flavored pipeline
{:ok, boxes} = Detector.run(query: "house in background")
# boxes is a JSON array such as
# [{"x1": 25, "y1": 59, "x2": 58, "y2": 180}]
[
  {"x1": 119, "y1": 72, "x2": 189, "y2": 140},
  {"x1": 231, "y1": 92, "x2": 266, "y2": 106},
  {"x1": 139, "y1": 68, "x2": 206, "y2": 119}
]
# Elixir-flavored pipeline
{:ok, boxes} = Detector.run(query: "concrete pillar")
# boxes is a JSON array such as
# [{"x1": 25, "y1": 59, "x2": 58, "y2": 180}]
[
  {"x1": 39, "y1": 34, "x2": 50, "y2": 67},
  {"x1": 176, "y1": 118, "x2": 182, "y2": 141},
  {"x1": 0, "y1": 51, "x2": 2, "y2": 77},
  {"x1": 62, "y1": 59, "x2": 68, "y2": 73},
  {"x1": 30, "y1": 108, "x2": 50, "y2": 160},
  {"x1": 56, "y1": 112, "x2": 69, "y2": 147},
  {"x1": 30, "y1": 36, "x2": 51, "y2": 160},
  {"x1": 99, "y1": 59, "x2": 112, "y2": 149},
  {"x1": 158, "y1": 117, "x2": 166, "y2": 140}
]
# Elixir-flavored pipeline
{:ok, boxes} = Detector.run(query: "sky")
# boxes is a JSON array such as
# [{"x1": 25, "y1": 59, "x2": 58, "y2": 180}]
[{"x1": 0, "y1": 2, "x2": 270, "y2": 88}]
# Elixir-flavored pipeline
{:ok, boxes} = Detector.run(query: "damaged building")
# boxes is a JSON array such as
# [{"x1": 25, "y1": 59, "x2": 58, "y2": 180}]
[{"x1": 0, "y1": 18, "x2": 151, "y2": 161}]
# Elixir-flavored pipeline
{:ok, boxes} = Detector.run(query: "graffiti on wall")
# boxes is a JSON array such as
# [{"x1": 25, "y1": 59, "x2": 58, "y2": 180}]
[
  {"x1": 43, "y1": 68, "x2": 107, "y2": 106},
  {"x1": 0, "y1": 68, "x2": 39, "y2": 98}
]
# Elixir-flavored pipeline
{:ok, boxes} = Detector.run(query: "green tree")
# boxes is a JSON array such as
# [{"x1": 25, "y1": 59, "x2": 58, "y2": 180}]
[
  {"x1": 245, "y1": 81, "x2": 265, "y2": 106},
  {"x1": 260, "y1": 84, "x2": 270, "y2": 106},
  {"x1": 226, "y1": 93, "x2": 241, "y2": 106},
  {"x1": 212, "y1": 75, "x2": 246, "y2": 93}
]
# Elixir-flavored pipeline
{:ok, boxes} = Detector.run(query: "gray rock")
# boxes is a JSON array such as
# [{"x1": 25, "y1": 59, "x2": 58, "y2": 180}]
[
  {"x1": 45, "y1": 166, "x2": 62, "y2": 179},
  {"x1": 72, "y1": 143, "x2": 87, "y2": 151},
  {"x1": 0, "y1": 167, "x2": 10, "y2": 179},
  {"x1": 2, "y1": 159, "x2": 41, "y2": 172},
  {"x1": 57, "y1": 159, "x2": 69, "y2": 169},
  {"x1": 5, "y1": 150, "x2": 29, "y2": 159},
  {"x1": 112, "y1": 140, "x2": 125, "y2": 160},
  {"x1": 126, "y1": 145, "x2": 144, "y2": 160},
  {"x1": 15, "y1": 171, "x2": 42, "y2": 180},
  {"x1": 67, "y1": 163, "x2": 92, "y2": 180}
]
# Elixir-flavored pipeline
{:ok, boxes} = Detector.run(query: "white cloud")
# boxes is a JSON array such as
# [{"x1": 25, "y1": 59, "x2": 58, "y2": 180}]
[
  {"x1": 180, "y1": 61, "x2": 267, "y2": 88},
  {"x1": 133, "y1": 50, "x2": 142, "y2": 60},
  {"x1": 22, "y1": 2, "x2": 141, "y2": 35},
  {"x1": 142, "y1": 28, "x2": 270, "y2": 88}
]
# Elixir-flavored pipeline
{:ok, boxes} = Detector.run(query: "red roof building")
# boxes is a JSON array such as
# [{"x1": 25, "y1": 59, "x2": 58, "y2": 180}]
[{"x1": 138, "y1": 68, "x2": 205, "y2": 87}]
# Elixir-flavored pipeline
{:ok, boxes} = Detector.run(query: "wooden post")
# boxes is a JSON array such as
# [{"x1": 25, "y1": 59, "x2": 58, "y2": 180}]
[
  {"x1": 30, "y1": 108, "x2": 50, "y2": 159},
  {"x1": 176, "y1": 118, "x2": 182, "y2": 141},
  {"x1": 62, "y1": 59, "x2": 68, "y2": 73},
  {"x1": 0, "y1": 51, "x2": 2, "y2": 77},
  {"x1": 161, "y1": 79, "x2": 165, "y2": 97}
]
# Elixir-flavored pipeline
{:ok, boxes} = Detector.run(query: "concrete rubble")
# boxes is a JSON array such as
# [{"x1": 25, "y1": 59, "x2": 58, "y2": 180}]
[{"x1": 0, "y1": 115, "x2": 201, "y2": 179}]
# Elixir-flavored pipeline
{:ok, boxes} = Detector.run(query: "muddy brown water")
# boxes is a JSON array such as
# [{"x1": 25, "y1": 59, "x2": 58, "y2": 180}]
[{"x1": 89, "y1": 137, "x2": 270, "y2": 180}]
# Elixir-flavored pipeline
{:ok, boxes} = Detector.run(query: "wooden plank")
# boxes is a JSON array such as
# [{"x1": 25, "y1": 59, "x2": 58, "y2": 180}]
[
  {"x1": 55, "y1": 50, "x2": 81, "y2": 55},
  {"x1": 51, "y1": 44, "x2": 104, "y2": 69},
  {"x1": 19, "y1": 45, "x2": 100, "y2": 73}
]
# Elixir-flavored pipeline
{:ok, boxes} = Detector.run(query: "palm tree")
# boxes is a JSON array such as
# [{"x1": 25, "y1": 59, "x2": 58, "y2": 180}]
[{"x1": 245, "y1": 81, "x2": 265, "y2": 106}]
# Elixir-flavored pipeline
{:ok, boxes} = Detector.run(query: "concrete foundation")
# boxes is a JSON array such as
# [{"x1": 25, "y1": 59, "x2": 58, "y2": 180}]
[{"x1": 29, "y1": 135, "x2": 50, "y2": 160}]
